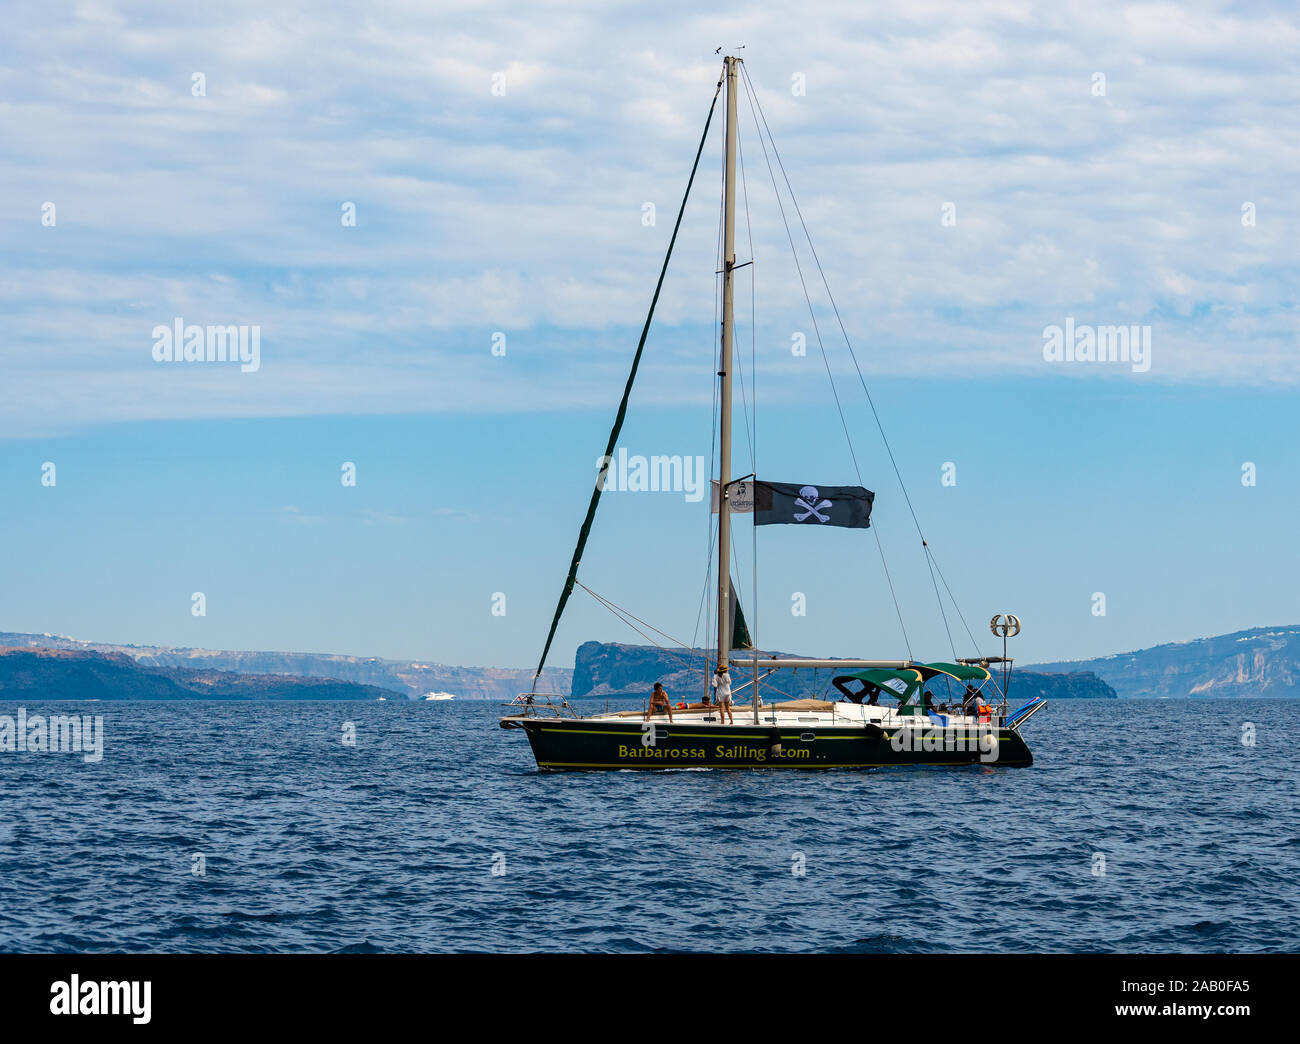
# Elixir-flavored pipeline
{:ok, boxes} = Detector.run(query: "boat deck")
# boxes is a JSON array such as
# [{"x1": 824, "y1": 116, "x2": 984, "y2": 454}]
[{"x1": 578, "y1": 701, "x2": 998, "y2": 730}]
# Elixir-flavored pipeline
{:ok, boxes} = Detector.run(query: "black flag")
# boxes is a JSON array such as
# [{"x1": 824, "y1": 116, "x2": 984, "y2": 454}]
[{"x1": 753, "y1": 480, "x2": 874, "y2": 528}]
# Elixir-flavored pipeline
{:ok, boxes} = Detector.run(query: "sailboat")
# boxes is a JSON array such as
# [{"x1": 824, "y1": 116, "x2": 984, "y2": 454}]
[{"x1": 500, "y1": 56, "x2": 1044, "y2": 770}]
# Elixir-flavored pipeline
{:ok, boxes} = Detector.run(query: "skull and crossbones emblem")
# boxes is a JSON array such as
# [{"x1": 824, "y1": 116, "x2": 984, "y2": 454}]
[{"x1": 794, "y1": 485, "x2": 832, "y2": 522}]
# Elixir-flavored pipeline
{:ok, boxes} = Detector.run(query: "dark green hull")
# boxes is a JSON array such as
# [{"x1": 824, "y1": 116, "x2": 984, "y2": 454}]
[{"x1": 510, "y1": 718, "x2": 1033, "y2": 770}]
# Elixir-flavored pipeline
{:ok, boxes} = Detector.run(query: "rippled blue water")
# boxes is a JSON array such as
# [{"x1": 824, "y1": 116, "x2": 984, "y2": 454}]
[{"x1": 0, "y1": 698, "x2": 1295, "y2": 953}]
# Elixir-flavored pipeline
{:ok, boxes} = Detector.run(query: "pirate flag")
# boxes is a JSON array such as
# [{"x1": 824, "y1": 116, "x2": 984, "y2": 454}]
[{"x1": 753, "y1": 480, "x2": 873, "y2": 529}]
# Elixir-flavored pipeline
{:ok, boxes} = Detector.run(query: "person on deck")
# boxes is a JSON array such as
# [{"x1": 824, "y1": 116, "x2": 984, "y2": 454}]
[
  {"x1": 646, "y1": 682, "x2": 673, "y2": 722},
  {"x1": 686, "y1": 694, "x2": 713, "y2": 711},
  {"x1": 713, "y1": 667, "x2": 734, "y2": 725},
  {"x1": 923, "y1": 690, "x2": 948, "y2": 727},
  {"x1": 961, "y1": 685, "x2": 981, "y2": 716},
  {"x1": 963, "y1": 686, "x2": 991, "y2": 723}
]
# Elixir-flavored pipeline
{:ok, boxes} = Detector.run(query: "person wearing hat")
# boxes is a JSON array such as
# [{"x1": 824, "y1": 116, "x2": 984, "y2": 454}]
[
  {"x1": 713, "y1": 667, "x2": 734, "y2": 725},
  {"x1": 646, "y1": 681, "x2": 673, "y2": 722}
]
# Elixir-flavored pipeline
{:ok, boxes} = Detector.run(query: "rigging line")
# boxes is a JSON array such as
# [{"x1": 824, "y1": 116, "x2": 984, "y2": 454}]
[
  {"x1": 582, "y1": 585, "x2": 696, "y2": 657},
  {"x1": 727, "y1": 118, "x2": 759, "y2": 626},
  {"x1": 694, "y1": 115, "x2": 729, "y2": 682},
  {"x1": 922, "y1": 542, "x2": 958, "y2": 660},
  {"x1": 730, "y1": 89, "x2": 763, "y2": 668},
  {"x1": 872, "y1": 526, "x2": 914, "y2": 659},
  {"x1": 530, "y1": 70, "x2": 724, "y2": 689},
  {"x1": 587, "y1": 600, "x2": 697, "y2": 672},
  {"x1": 693, "y1": 131, "x2": 728, "y2": 661},
  {"x1": 736, "y1": 103, "x2": 757, "y2": 470},
  {"x1": 739, "y1": 63, "x2": 923, "y2": 534},
  {"x1": 931, "y1": 547, "x2": 980, "y2": 653},
  {"x1": 693, "y1": 532, "x2": 718, "y2": 684},
  {"x1": 731, "y1": 312, "x2": 755, "y2": 470},
  {"x1": 585, "y1": 591, "x2": 667, "y2": 651},
  {"x1": 738, "y1": 197, "x2": 759, "y2": 468},
  {"x1": 691, "y1": 400, "x2": 719, "y2": 652},
  {"x1": 576, "y1": 581, "x2": 700, "y2": 664},
  {"x1": 748, "y1": 679, "x2": 803, "y2": 702},
  {"x1": 729, "y1": 668, "x2": 778, "y2": 695},
  {"x1": 740, "y1": 64, "x2": 952, "y2": 652},
  {"x1": 738, "y1": 93, "x2": 761, "y2": 675},
  {"x1": 580, "y1": 585, "x2": 714, "y2": 695},
  {"x1": 741, "y1": 62, "x2": 938, "y2": 546},
  {"x1": 739, "y1": 70, "x2": 912, "y2": 660},
  {"x1": 738, "y1": 73, "x2": 863, "y2": 484}
]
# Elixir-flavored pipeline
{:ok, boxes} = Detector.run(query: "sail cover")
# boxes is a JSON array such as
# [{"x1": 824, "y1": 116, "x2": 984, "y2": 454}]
[{"x1": 753, "y1": 481, "x2": 873, "y2": 528}]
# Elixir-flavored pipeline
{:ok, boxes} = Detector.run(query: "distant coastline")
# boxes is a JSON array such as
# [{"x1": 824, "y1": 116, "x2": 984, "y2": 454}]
[
  {"x1": 2, "y1": 625, "x2": 1297, "y2": 701},
  {"x1": 1025, "y1": 626, "x2": 1300, "y2": 699},
  {"x1": 0, "y1": 632, "x2": 570, "y2": 702},
  {"x1": 0, "y1": 647, "x2": 400, "y2": 702}
]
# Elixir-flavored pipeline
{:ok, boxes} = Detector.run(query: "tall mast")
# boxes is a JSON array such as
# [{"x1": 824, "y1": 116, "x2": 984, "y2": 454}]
[{"x1": 716, "y1": 56, "x2": 739, "y2": 695}]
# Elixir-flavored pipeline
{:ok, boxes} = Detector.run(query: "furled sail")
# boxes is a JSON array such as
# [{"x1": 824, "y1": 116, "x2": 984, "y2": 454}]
[{"x1": 729, "y1": 579, "x2": 753, "y2": 651}]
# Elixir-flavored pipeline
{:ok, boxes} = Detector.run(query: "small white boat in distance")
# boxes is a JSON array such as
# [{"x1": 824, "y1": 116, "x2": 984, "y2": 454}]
[{"x1": 424, "y1": 691, "x2": 455, "y2": 701}]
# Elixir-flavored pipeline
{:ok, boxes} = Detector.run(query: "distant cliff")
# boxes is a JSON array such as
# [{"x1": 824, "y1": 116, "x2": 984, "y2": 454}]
[
  {"x1": 0, "y1": 647, "x2": 402, "y2": 701},
  {"x1": 572, "y1": 641, "x2": 1115, "y2": 700},
  {"x1": 1027, "y1": 626, "x2": 1300, "y2": 698},
  {"x1": 0, "y1": 633, "x2": 572, "y2": 701},
  {"x1": 15, "y1": 623, "x2": 1293, "y2": 702}
]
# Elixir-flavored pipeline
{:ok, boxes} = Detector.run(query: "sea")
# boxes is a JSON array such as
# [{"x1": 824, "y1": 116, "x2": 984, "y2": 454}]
[{"x1": 0, "y1": 698, "x2": 1295, "y2": 953}]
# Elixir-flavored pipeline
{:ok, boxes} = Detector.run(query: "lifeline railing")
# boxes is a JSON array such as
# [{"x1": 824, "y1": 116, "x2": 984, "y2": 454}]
[{"x1": 504, "y1": 692, "x2": 580, "y2": 719}]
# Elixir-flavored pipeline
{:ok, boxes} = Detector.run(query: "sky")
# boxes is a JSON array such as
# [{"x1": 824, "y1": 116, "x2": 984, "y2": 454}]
[{"x1": 1, "y1": 1, "x2": 1296, "y2": 669}]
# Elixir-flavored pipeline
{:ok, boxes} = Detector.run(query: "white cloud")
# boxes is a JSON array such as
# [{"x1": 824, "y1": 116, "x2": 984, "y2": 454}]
[{"x1": 1, "y1": 0, "x2": 1296, "y2": 435}]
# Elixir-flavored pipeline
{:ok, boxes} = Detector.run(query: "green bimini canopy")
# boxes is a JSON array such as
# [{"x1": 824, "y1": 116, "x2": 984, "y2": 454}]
[
  {"x1": 832, "y1": 667, "x2": 923, "y2": 705},
  {"x1": 832, "y1": 663, "x2": 992, "y2": 711},
  {"x1": 916, "y1": 662, "x2": 991, "y2": 683}
]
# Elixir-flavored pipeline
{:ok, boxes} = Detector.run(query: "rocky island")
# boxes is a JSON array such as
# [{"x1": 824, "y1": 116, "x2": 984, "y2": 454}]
[{"x1": 572, "y1": 641, "x2": 1117, "y2": 701}]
